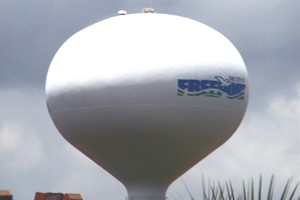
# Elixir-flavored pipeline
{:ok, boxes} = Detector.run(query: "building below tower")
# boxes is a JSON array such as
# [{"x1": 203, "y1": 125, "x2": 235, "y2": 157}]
[
  {"x1": 34, "y1": 192, "x2": 83, "y2": 200},
  {"x1": 0, "y1": 190, "x2": 13, "y2": 200}
]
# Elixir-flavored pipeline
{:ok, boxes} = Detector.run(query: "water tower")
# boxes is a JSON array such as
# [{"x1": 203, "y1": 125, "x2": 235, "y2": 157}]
[{"x1": 46, "y1": 9, "x2": 248, "y2": 200}]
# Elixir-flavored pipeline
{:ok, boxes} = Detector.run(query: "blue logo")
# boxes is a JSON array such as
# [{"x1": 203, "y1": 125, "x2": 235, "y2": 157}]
[{"x1": 177, "y1": 76, "x2": 246, "y2": 100}]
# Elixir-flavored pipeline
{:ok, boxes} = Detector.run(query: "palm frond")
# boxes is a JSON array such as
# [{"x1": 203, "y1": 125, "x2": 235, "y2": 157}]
[{"x1": 179, "y1": 175, "x2": 299, "y2": 200}]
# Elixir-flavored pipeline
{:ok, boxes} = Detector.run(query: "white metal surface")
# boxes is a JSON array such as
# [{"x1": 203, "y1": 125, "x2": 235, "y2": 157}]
[{"x1": 46, "y1": 13, "x2": 249, "y2": 200}]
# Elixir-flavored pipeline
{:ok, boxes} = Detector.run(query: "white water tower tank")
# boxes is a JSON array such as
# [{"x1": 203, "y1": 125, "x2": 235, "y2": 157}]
[{"x1": 46, "y1": 11, "x2": 249, "y2": 200}]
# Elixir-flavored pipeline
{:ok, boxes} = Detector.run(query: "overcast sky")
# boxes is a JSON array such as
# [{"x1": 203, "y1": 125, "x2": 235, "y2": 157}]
[{"x1": 0, "y1": 0, "x2": 300, "y2": 199}]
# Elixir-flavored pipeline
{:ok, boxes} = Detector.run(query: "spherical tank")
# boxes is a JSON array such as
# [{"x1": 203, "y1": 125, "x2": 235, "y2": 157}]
[{"x1": 46, "y1": 11, "x2": 249, "y2": 200}]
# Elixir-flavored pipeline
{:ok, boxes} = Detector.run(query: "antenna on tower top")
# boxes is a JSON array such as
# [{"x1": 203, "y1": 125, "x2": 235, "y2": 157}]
[{"x1": 142, "y1": 0, "x2": 154, "y2": 13}]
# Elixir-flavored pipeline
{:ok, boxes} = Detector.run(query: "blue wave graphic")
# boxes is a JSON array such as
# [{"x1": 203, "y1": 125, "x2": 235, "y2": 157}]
[{"x1": 177, "y1": 76, "x2": 246, "y2": 100}]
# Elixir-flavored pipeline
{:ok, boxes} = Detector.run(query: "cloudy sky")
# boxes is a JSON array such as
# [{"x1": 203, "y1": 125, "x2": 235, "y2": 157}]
[{"x1": 0, "y1": 0, "x2": 299, "y2": 199}]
